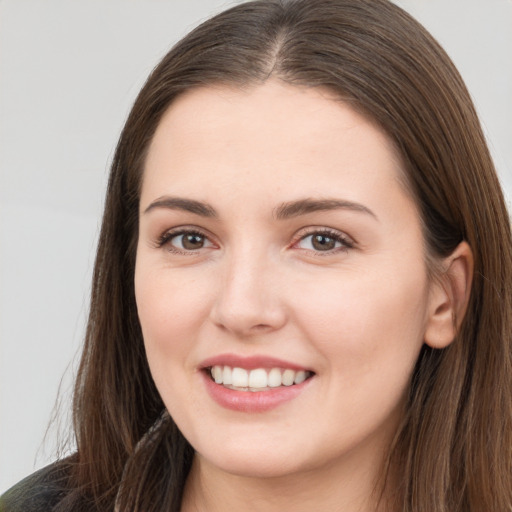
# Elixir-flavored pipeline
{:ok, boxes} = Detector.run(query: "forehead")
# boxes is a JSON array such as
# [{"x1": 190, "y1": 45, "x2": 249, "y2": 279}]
[
  {"x1": 141, "y1": 80, "x2": 411, "y2": 214},
  {"x1": 148, "y1": 81, "x2": 398, "y2": 157}
]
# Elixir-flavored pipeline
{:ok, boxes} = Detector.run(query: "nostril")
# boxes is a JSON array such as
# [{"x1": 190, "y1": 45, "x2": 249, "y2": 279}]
[{"x1": 251, "y1": 323, "x2": 275, "y2": 332}]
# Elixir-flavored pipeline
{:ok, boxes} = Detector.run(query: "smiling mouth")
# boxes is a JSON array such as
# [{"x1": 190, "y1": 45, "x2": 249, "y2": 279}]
[{"x1": 207, "y1": 365, "x2": 314, "y2": 392}]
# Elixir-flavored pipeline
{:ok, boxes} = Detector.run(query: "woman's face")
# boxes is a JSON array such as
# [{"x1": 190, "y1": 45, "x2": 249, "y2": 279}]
[{"x1": 135, "y1": 81, "x2": 435, "y2": 480}]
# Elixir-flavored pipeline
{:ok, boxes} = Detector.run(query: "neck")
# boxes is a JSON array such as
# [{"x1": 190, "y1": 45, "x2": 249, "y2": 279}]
[{"x1": 181, "y1": 452, "x2": 392, "y2": 512}]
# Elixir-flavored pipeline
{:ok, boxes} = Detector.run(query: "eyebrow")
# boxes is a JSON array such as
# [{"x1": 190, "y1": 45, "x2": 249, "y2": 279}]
[
  {"x1": 143, "y1": 196, "x2": 218, "y2": 217},
  {"x1": 143, "y1": 195, "x2": 377, "y2": 221},
  {"x1": 273, "y1": 198, "x2": 377, "y2": 221}
]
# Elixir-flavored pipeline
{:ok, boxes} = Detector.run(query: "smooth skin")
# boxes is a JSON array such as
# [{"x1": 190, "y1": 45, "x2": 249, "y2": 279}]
[{"x1": 135, "y1": 81, "x2": 473, "y2": 512}]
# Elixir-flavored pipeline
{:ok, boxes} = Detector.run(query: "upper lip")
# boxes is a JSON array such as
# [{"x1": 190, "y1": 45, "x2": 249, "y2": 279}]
[{"x1": 199, "y1": 354, "x2": 312, "y2": 372}]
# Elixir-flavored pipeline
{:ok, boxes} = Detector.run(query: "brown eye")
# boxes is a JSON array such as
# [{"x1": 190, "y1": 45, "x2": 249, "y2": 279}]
[
  {"x1": 166, "y1": 231, "x2": 213, "y2": 251},
  {"x1": 296, "y1": 230, "x2": 352, "y2": 253},
  {"x1": 311, "y1": 234, "x2": 337, "y2": 251},
  {"x1": 181, "y1": 234, "x2": 205, "y2": 250}
]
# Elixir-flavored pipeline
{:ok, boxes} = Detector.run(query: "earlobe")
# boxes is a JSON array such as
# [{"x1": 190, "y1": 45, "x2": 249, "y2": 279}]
[{"x1": 424, "y1": 241, "x2": 474, "y2": 349}]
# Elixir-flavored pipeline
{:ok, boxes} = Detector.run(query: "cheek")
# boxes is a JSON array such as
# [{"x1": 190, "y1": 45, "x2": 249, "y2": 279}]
[
  {"x1": 134, "y1": 266, "x2": 213, "y2": 365},
  {"x1": 134, "y1": 266, "x2": 216, "y2": 420},
  {"x1": 290, "y1": 266, "x2": 430, "y2": 437},
  {"x1": 291, "y1": 263, "x2": 430, "y2": 374}
]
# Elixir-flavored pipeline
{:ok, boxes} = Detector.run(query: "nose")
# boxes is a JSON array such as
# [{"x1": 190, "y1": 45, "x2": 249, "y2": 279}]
[{"x1": 209, "y1": 249, "x2": 288, "y2": 338}]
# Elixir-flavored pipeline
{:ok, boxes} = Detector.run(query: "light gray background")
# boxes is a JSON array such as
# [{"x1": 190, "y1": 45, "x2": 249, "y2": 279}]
[{"x1": 1, "y1": 0, "x2": 511, "y2": 494}]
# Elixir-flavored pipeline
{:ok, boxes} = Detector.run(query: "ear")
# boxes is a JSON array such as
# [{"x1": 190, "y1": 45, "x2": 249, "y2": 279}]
[{"x1": 424, "y1": 241, "x2": 474, "y2": 349}]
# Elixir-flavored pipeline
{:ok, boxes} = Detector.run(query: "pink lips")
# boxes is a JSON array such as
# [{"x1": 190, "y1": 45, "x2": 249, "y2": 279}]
[
  {"x1": 201, "y1": 354, "x2": 310, "y2": 371},
  {"x1": 199, "y1": 354, "x2": 313, "y2": 413}
]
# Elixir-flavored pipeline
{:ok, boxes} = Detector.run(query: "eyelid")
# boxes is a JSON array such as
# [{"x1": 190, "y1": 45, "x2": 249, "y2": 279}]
[
  {"x1": 290, "y1": 226, "x2": 355, "y2": 253},
  {"x1": 155, "y1": 225, "x2": 218, "y2": 253}
]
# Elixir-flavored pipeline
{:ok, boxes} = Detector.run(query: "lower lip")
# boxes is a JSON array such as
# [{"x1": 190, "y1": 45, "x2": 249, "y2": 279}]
[{"x1": 201, "y1": 371, "x2": 312, "y2": 413}]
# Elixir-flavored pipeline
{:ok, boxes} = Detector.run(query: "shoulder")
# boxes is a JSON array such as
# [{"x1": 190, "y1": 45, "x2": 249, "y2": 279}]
[{"x1": 0, "y1": 461, "x2": 72, "y2": 512}]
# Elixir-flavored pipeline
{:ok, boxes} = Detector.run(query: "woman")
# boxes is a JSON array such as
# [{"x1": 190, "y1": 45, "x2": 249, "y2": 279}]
[{"x1": 2, "y1": 0, "x2": 511, "y2": 511}]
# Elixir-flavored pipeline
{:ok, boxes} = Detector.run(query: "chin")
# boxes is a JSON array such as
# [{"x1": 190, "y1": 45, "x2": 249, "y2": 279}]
[
  {"x1": 199, "y1": 448, "x2": 308, "y2": 479},
  {"x1": 186, "y1": 426, "x2": 312, "y2": 478}
]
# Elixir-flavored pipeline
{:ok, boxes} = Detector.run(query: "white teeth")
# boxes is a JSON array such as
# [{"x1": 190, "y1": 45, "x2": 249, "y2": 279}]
[
  {"x1": 212, "y1": 365, "x2": 223, "y2": 384},
  {"x1": 282, "y1": 369, "x2": 295, "y2": 386},
  {"x1": 231, "y1": 367, "x2": 249, "y2": 387},
  {"x1": 209, "y1": 365, "x2": 311, "y2": 390},
  {"x1": 294, "y1": 370, "x2": 307, "y2": 384},
  {"x1": 222, "y1": 366, "x2": 232, "y2": 385},
  {"x1": 249, "y1": 368, "x2": 267, "y2": 388},
  {"x1": 268, "y1": 368, "x2": 282, "y2": 388}
]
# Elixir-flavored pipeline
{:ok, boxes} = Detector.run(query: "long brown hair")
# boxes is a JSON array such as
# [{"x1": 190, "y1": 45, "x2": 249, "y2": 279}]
[{"x1": 60, "y1": 1, "x2": 512, "y2": 510}]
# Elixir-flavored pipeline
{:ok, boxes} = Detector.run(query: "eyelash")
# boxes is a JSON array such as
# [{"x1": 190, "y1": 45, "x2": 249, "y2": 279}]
[
  {"x1": 155, "y1": 228, "x2": 212, "y2": 255},
  {"x1": 155, "y1": 227, "x2": 354, "y2": 255},
  {"x1": 291, "y1": 228, "x2": 354, "y2": 255}
]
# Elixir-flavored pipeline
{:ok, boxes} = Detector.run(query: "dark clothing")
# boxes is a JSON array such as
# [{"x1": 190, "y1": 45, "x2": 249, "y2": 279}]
[
  {"x1": 0, "y1": 462, "x2": 72, "y2": 512},
  {"x1": 1, "y1": 412, "x2": 172, "y2": 511}
]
